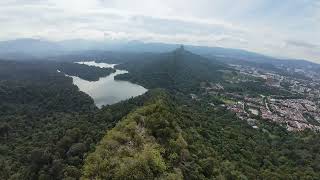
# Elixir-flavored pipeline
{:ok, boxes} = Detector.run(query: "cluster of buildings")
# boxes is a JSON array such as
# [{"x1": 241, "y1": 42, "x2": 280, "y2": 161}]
[
  {"x1": 267, "y1": 98, "x2": 320, "y2": 131},
  {"x1": 232, "y1": 64, "x2": 320, "y2": 98},
  {"x1": 225, "y1": 95, "x2": 320, "y2": 131},
  {"x1": 201, "y1": 84, "x2": 320, "y2": 132},
  {"x1": 196, "y1": 64, "x2": 320, "y2": 132}
]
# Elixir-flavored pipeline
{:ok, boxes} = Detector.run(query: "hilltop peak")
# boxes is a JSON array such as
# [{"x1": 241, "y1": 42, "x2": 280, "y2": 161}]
[
  {"x1": 173, "y1": 45, "x2": 189, "y2": 56},
  {"x1": 115, "y1": 45, "x2": 226, "y2": 91},
  {"x1": 175, "y1": 45, "x2": 185, "y2": 52}
]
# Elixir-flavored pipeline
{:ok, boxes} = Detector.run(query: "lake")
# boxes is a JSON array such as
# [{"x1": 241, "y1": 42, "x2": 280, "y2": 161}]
[{"x1": 67, "y1": 61, "x2": 147, "y2": 107}]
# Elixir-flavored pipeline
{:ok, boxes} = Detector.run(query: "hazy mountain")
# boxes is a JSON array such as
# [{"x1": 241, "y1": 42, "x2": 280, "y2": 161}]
[
  {"x1": 104, "y1": 41, "x2": 320, "y2": 68},
  {"x1": 0, "y1": 39, "x2": 64, "y2": 59},
  {"x1": 0, "y1": 38, "x2": 318, "y2": 70}
]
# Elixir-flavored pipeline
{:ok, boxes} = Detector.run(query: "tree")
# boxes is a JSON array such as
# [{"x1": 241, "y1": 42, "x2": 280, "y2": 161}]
[{"x1": 0, "y1": 122, "x2": 11, "y2": 140}]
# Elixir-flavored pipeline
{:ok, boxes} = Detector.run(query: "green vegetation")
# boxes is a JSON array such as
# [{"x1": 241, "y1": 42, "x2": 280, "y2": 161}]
[
  {"x1": 115, "y1": 47, "x2": 227, "y2": 93},
  {"x1": 58, "y1": 62, "x2": 115, "y2": 81},
  {"x1": 0, "y1": 60, "x2": 150, "y2": 179},
  {"x1": 177, "y1": 97, "x2": 320, "y2": 179},
  {"x1": 220, "y1": 96, "x2": 237, "y2": 105},
  {"x1": 82, "y1": 90, "x2": 184, "y2": 179},
  {"x1": 83, "y1": 90, "x2": 320, "y2": 179},
  {"x1": 223, "y1": 81, "x2": 293, "y2": 96},
  {"x1": 222, "y1": 70, "x2": 262, "y2": 83},
  {"x1": 1, "y1": 48, "x2": 320, "y2": 180}
]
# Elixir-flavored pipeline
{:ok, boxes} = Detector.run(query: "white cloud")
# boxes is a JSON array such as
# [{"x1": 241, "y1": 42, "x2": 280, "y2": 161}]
[{"x1": 0, "y1": 0, "x2": 319, "y2": 62}]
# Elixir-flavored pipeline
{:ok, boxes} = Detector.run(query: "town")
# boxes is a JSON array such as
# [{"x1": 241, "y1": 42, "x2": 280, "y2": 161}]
[{"x1": 196, "y1": 63, "x2": 320, "y2": 132}]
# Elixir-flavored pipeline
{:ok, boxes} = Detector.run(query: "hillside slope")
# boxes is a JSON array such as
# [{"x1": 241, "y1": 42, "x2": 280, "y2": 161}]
[
  {"x1": 82, "y1": 90, "x2": 320, "y2": 179},
  {"x1": 115, "y1": 47, "x2": 227, "y2": 92},
  {"x1": 0, "y1": 60, "x2": 153, "y2": 179},
  {"x1": 82, "y1": 90, "x2": 185, "y2": 179}
]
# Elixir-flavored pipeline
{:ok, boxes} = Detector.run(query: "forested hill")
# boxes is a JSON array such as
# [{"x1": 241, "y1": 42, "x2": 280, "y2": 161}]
[
  {"x1": 115, "y1": 46, "x2": 228, "y2": 92},
  {"x1": 57, "y1": 62, "x2": 116, "y2": 81},
  {"x1": 0, "y1": 60, "x2": 152, "y2": 179},
  {"x1": 83, "y1": 89, "x2": 320, "y2": 179},
  {"x1": 1, "y1": 53, "x2": 320, "y2": 180},
  {"x1": 0, "y1": 60, "x2": 96, "y2": 113}
]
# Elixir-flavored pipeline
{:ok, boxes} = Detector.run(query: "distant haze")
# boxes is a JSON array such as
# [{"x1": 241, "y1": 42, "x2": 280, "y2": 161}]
[{"x1": 0, "y1": 0, "x2": 319, "y2": 62}]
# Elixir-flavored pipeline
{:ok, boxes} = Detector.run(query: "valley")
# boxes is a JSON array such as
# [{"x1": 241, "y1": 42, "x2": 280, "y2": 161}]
[
  {"x1": 62, "y1": 61, "x2": 147, "y2": 107},
  {"x1": 1, "y1": 47, "x2": 320, "y2": 179},
  {"x1": 1, "y1": 1, "x2": 318, "y2": 179}
]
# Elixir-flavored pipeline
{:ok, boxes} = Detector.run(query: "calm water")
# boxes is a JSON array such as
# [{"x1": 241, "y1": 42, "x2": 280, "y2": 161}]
[{"x1": 66, "y1": 61, "x2": 147, "y2": 107}]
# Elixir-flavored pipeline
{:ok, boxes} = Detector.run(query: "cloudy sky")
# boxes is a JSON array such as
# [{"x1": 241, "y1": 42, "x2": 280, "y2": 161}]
[{"x1": 0, "y1": 0, "x2": 319, "y2": 61}]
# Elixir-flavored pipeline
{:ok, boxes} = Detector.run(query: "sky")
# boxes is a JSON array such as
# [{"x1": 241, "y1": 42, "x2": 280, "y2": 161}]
[{"x1": 0, "y1": 0, "x2": 319, "y2": 62}]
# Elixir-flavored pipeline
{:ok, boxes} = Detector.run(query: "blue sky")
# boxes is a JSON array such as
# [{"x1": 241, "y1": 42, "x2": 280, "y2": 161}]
[{"x1": 0, "y1": 0, "x2": 319, "y2": 61}]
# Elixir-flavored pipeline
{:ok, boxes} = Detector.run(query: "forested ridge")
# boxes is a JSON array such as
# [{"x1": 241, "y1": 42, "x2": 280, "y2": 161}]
[
  {"x1": 0, "y1": 60, "x2": 152, "y2": 179},
  {"x1": 82, "y1": 90, "x2": 320, "y2": 179},
  {"x1": 1, "y1": 49, "x2": 320, "y2": 180}
]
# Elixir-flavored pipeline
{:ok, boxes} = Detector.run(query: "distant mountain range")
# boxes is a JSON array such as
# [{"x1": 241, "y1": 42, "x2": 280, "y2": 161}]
[{"x1": 0, "y1": 38, "x2": 318, "y2": 69}]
